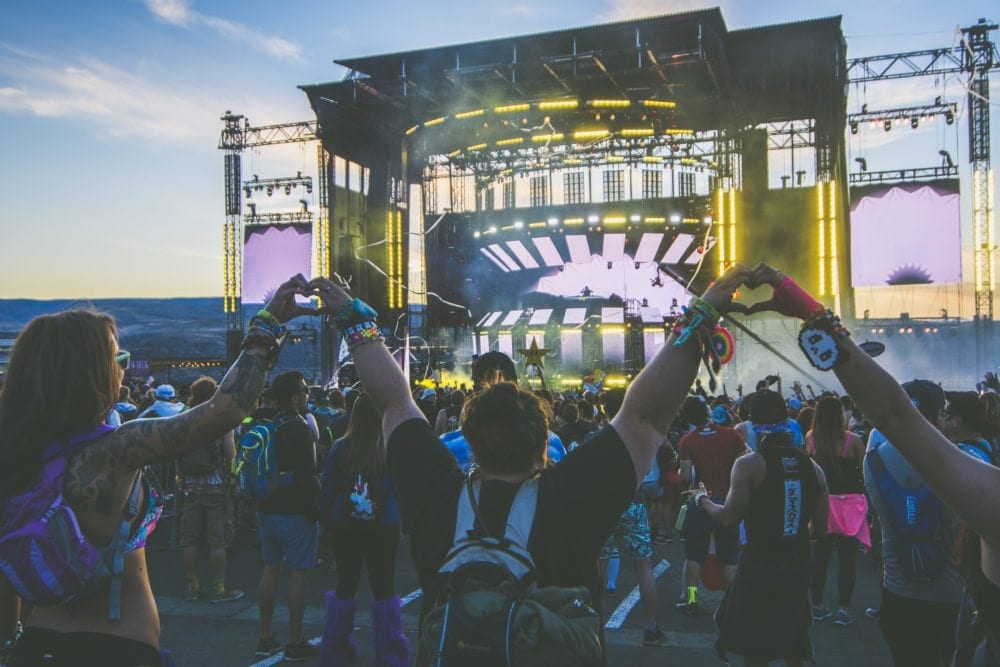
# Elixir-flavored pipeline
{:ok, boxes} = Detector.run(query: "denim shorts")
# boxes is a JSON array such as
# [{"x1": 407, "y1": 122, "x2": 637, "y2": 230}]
[{"x1": 257, "y1": 513, "x2": 319, "y2": 570}]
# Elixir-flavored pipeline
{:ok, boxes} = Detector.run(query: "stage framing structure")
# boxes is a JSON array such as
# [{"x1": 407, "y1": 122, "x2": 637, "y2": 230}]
[{"x1": 291, "y1": 10, "x2": 852, "y2": 378}]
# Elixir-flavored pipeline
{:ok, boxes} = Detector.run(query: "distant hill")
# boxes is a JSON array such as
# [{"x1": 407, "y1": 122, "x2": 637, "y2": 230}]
[{"x1": 0, "y1": 298, "x2": 327, "y2": 383}]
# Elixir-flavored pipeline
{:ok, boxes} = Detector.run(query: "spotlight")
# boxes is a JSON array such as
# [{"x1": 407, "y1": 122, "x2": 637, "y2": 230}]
[
  {"x1": 513, "y1": 220, "x2": 524, "y2": 229},
  {"x1": 548, "y1": 217, "x2": 559, "y2": 226},
  {"x1": 244, "y1": 186, "x2": 252, "y2": 199},
  {"x1": 284, "y1": 185, "x2": 292, "y2": 195},
  {"x1": 861, "y1": 103, "x2": 868, "y2": 113},
  {"x1": 607, "y1": 261, "x2": 613, "y2": 270},
  {"x1": 945, "y1": 110, "x2": 955, "y2": 125},
  {"x1": 634, "y1": 261, "x2": 641, "y2": 270},
  {"x1": 935, "y1": 96, "x2": 942, "y2": 105},
  {"x1": 850, "y1": 120, "x2": 859, "y2": 135},
  {"x1": 796, "y1": 170, "x2": 806, "y2": 186},
  {"x1": 669, "y1": 214, "x2": 681, "y2": 224},
  {"x1": 587, "y1": 215, "x2": 599, "y2": 224},
  {"x1": 266, "y1": 186, "x2": 274, "y2": 196},
  {"x1": 884, "y1": 120, "x2": 892, "y2": 132},
  {"x1": 911, "y1": 117, "x2": 919, "y2": 129}
]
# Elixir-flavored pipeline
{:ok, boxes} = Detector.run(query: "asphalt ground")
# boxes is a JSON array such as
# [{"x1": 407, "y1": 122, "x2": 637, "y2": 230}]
[{"x1": 147, "y1": 515, "x2": 893, "y2": 666}]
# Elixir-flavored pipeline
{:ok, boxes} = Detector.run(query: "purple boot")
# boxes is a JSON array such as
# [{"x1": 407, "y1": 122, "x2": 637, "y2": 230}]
[
  {"x1": 372, "y1": 596, "x2": 410, "y2": 667},
  {"x1": 319, "y1": 592, "x2": 359, "y2": 667}
]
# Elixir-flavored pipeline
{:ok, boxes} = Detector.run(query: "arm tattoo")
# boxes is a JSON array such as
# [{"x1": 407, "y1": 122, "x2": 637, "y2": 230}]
[{"x1": 218, "y1": 350, "x2": 268, "y2": 412}]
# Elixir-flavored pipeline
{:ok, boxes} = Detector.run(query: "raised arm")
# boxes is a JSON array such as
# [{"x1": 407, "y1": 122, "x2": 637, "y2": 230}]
[
  {"x1": 309, "y1": 277, "x2": 424, "y2": 443},
  {"x1": 612, "y1": 264, "x2": 755, "y2": 484},
  {"x1": 104, "y1": 275, "x2": 316, "y2": 470},
  {"x1": 751, "y1": 264, "x2": 1000, "y2": 546}
]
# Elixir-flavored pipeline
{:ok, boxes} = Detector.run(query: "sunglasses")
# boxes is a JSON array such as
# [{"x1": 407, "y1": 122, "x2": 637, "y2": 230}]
[{"x1": 115, "y1": 350, "x2": 131, "y2": 371}]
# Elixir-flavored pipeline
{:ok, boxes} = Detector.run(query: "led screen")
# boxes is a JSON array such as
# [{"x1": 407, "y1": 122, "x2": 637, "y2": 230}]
[
  {"x1": 533, "y1": 256, "x2": 692, "y2": 312},
  {"x1": 850, "y1": 181, "x2": 961, "y2": 287},
  {"x1": 243, "y1": 224, "x2": 312, "y2": 304}
]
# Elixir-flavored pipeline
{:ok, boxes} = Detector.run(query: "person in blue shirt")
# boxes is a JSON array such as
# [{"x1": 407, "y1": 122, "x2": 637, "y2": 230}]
[
  {"x1": 938, "y1": 391, "x2": 996, "y2": 465},
  {"x1": 441, "y1": 352, "x2": 565, "y2": 472}
]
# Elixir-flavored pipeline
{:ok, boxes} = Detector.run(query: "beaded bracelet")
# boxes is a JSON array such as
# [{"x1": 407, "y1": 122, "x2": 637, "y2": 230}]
[
  {"x1": 334, "y1": 298, "x2": 380, "y2": 329},
  {"x1": 248, "y1": 315, "x2": 284, "y2": 339},
  {"x1": 255, "y1": 309, "x2": 282, "y2": 329},
  {"x1": 802, "y1": 308, "x2": 851, "y2": 338},
  {"x1": 343, "y1": 321, "x2": 384, "y2": 351},
  {"x1": 241, "y1": 326, "x2": 285, "y2": 370}
]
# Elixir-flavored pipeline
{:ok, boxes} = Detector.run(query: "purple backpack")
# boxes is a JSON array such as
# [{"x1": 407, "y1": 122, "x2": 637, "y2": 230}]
[{"x1": 0, "y1": 424, "x2": 142, "y2": 620}]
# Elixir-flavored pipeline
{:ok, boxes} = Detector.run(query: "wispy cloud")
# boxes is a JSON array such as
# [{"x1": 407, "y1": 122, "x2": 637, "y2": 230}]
[
  {"x1": 144, "y1": 0, "x2": 302, "y2": 62},
  {"x1": 108, "y1": 237, "x2": 221, "y2": 261},
  {"x1": 0, "y1": 46, "x2": 308, "y2": 145}
]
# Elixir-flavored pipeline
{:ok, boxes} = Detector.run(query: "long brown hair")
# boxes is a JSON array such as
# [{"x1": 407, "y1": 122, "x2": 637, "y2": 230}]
[
  {"x1": 462, "y1": 382, "x2": 550, "y2": 475},
  {"x1": 344, "y1": 393, "x2": 385, "y2": 481},
  {"x1": 0, "y1": 309, "x2": 120, "y2": 497},
  {"x1": 810, "y1": 396, "x2": 846, "y2": 479}
]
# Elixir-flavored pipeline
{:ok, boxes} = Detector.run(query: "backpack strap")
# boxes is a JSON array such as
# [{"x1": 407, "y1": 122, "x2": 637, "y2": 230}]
[
  {"x1": 106, "y1": 472, "x2": 144, "y2": 621},
  {"x1": 502, "y1": 478, "x2": 539, "y2": 551}
]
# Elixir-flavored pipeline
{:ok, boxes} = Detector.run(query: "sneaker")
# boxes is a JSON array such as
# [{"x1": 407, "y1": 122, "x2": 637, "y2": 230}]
[
  {"x1": 283, "y1": 641, "x2": 320, "y2": 662},
  {"x1": 675, "y1": 601, "x2": 698, "y2": 616},
  {"x1": 255, "y1": 637, "x2": 281, "y2": 658},
  {"x1": 812, "y1": 605, "x2": 833, "y2": 621},
  {"x1": 865, "y1": 607, "x2": 880, "y2": 621},
  {"x1": 209, "y1": 587, "x2": 245, "y2": 604},
  {"x1": 643, "y1": 626, "x2": 667, "y2": 646},
  {"x1": 833, "y1": 609, "x2": 854, "y2": 627},
  {"x1": 184, "y1": 582, "x2": 201, "y2": 602}
]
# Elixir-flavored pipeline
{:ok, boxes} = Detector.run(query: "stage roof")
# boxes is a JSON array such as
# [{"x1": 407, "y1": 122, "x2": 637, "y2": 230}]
[{"x1": 300, "y1": 10, "x2": 845, "y2": 162}]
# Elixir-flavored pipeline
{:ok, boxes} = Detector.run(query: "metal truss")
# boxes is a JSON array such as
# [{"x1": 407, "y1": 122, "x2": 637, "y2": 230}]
[
  {"x1": 848, "y1": 101, "x2": 956, "y2": 124},
  {"x1": 243, "y1": 173, "x2": 313, "y2": 197},
  {"x1": 766, "y1": 121, "x2": 815, "y2": 150},
  {"x1": 847, "y1": 48, "x2": 966, "y2": 83},
  {"x1": 848, "y1": 164, "x2": 959, "y2": 185},
  {"x1": 244, "y1": 211, "x2": 314, "y2": 225}
]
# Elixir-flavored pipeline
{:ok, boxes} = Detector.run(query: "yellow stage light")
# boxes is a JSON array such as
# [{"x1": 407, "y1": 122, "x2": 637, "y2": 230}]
[
  {"x1": 644, "y1": 216, "x2": 666, "y2": 224},
  {"x1": 642, "y1": 100, "x2": 677, "y2": 108},
  {"x1": 664, "y1": 128, "x2": 694, "y2": 135},
  {"x1": 817, "y1": 184, "x2": 826, "y2": 297},
  {"x1": 467, "y1": 143, "x2": 487, "y2": 151},
  {"x1": 588, "y1": 99, "x2": 631, "y2": 108},
  {"x1": 573, "y1": 129, "x2": 610, "y2": 140},
  {"x1": 423, "y1": 116, "x2": 446, "y2": 127},
  {"x1": 564, "y1": 217, "x2": 584, "y2": 225},
  {"x1": 716, "y1": 187, "x2": 726, "y2": 276},
  {"x1": 728, "y1": 187, "x2": 736, "y2": 267},
  {"x1": 607, "y1": 156, "x2": 625, "y2": 163},
  {"x1": 603, "y1": 216, "x2": 626, "y2": 225},
  {"x1": 454, "y1": 109, "x2": 485, "y2": 119},
  {"x1": 494, "y1": 103, "x2": 530, "y2": 113},
  {"x1": 446, "y1": 149, "x2": 462, "y2": 158},
  {"x1": 563, "y1": 158, "x2": 583, "y2": 165},
  {"x1": 528, "y1": 221, "x2": 547, "y2": 228},
  {"x1": 531, "y1": 133, "x2": 564, "y2": 143},
  {"x1": 641, "y1": 156, "x2": 663, "y2": 163},
  {"x1": 538, "y1": 99, "x2": 579, "y2": 110},
  {"x1": 620, "y1": 128, "x2": 655, "y2": 137},
  {"x1": 496, "y1": 137, "x2": 524, "y2": 146},
  {"x1": 405, "y1": 125, "x2": 419, "y2": 135}
]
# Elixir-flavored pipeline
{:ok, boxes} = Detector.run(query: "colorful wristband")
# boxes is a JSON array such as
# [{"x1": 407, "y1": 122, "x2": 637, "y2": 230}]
[
  {"x1": 343, "y1": 321, "x2": 384, "y2": 350},
  {"x1": 334, "y1": 298, "x2": 380, "y2": 328}
]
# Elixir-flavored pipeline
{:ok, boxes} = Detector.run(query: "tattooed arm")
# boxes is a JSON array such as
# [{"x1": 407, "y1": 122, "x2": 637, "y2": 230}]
[{"x1": 101, "y1": 275, "x2": 315, "y2": 470}]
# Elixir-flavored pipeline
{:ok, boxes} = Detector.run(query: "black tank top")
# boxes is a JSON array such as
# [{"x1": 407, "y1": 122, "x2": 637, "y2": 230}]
[{"x1": 744, "y1": 446, "x2": 819, "y2": 559}]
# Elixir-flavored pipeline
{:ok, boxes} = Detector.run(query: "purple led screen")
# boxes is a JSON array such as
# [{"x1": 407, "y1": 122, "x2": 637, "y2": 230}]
[
  {"x1": 850, "y1": 181, "x2": 961, "y2": 287},
  {"x1": 243, "y1": 224, "x2": 312, "y2": 304}
]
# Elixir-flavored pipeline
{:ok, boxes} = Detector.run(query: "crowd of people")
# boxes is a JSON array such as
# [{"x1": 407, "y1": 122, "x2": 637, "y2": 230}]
[{"x1": 0, "y1": 266, "x2": 998, "y2": 666}]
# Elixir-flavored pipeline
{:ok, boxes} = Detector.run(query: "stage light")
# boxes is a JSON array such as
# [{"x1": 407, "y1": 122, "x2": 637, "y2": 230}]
[
  {"x1": 906, "y1": 327, "x2": 913, "y2": 334},
  {"x1": 488, "y1": 226, "x2": 497, "y2": 234},
  {"x1": 588, "y1": 99, "x2": 630, "y2": 108},
  {"x1": 630, "y1": 215, "x2": 641, "y2": 222},
  {"x1": 405, "y1": 125, "x2": 419, "y2": 135},
  {"x1": 532, "y1": 133, "x2": 564, "y2": 143},
  {"x1": 635, "y1": 261, "x2": 641, "y2": 269},
  {"x1": 663, "y1": 128, "x2": 694, "y2": 136},
  {"x1": 604, "y1": 216, "x2": 626, "y2": 225},
  {"x1": 644, "y1": 216, "x2": 666, "y2": 224},
  {"x1": 424, "y1": 116, "x2": 446, "y2": 127},
  {"x1": 564, "y1": 217, "x2": 584, "y2": 225},
  {"x1": 494, "y1": 103, "x2": 530, "y2": 113},
  {"x1": 513, "y1": 220, "x2": 524, "y2": 229},
  {"x1": 620, "y1": 128, "x2": 655, "y2": 137},
  {"x1": 703, "y1": 216, "x2": 713, "y2": 225},
  {"x1": 574, "y1": 129, "x2": 610, "y2": 140},
  {"x1": 642, "y1": 100, "x2": 676, "y2": 109},
  {"x1": 945, "y1": 110, "x2": 955, "y2": 125},
  {"x1": 284, "y1": 185, "x2": 292, "y2": 195},
  {"x1": 454, "y1": 109, "x2": 485, "y2": 119},
  {"x1": 884, "y1": 120, "x2": 892, "y2": 132},
  {"x1": 548, "y1": 217, "x2": 559, "y2": 226},
  {"x1": 587, "y1": 215, "x2": 599, "y2": 224},
  {"x1": 467, "y1": 143, "x2": 487, "y2": 151},
  {"x1": 607, "y1": 155, "x2": 625, "y2": 163},
  {"x1": 474, "y1": 231, "x2": 481, "y2": 238},
  {"x1": 447, "y1": 149, "x2": 462, "y2": 158},
  {"x1": 641, "y1": 156, "x2": 663, "y2": 163},
  {"x1": 244, "y1": 186, "x2": 252, "y2": 199},
  {"x1": 850, "y1": 121, "x2": 858, "y2": 135},
  {"x1": 538, "y1": 99, "x2": 578, "y2": 110},
  {"x1": 266, "y1": 186, "x2": 273, "y2": 197},
  {"x1": 607, "y1": 261, "x2": 613, "y2": 270},
  {"x1": 496, "y1": 137, "x2": 524, "y2": 146},
  {"x1": 911, "y1": 117, "x2": 919, "y2": 129},
  {"x1": 669, "y1": 214, "x2": 681, "y2": 224}
]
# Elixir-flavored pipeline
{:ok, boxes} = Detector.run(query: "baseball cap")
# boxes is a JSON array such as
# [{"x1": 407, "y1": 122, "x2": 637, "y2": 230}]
[
  {"x1": 155, "y1": 384, "x2": 176, "y2": 400},
  {"x1": 901, "y1": 379, "x2": 945, "y2": 422},
  {"x1": 420, "y1": 388, "x2": 437, "y2": 400},
  {"x1": 711, "y1": 405, "x2": 731, "y2": 425},
  {"x1": 787, "y1": 398, "x2": 802, "y2": 411}
]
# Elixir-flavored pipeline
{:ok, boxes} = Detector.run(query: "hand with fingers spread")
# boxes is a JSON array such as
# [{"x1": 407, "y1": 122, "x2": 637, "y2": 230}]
[{"x1": 263, "y1": 274, "x2": 318, "y2": 323}]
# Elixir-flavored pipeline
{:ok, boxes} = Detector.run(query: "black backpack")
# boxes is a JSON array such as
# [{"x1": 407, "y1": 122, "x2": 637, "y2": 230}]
[
  {"x1": 177, "y1": 437, "x2": 223, "y2": 477},
  {"x1": 418, "y1": 472, "x2": 601, "y2": 666}
]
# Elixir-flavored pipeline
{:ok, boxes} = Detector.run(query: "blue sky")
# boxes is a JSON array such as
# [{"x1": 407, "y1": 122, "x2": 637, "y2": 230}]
[{"x1": 0, "y1": 0, "x2": 996, "y2": 299}]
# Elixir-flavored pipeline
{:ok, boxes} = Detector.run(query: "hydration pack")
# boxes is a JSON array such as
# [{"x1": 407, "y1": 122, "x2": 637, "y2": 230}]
[
  {"x1": 233, "y1": 413, "x2": 301, "y2": 500},
  {"x1": 418, "y1": 472, "x2": 602, "y2": 666},
  {"x1": 868, "y1": 442, "x2": 947, "y2": 581},
  {"x1": 0, "y1": 425, "x2": 142, "y2": 620}
]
